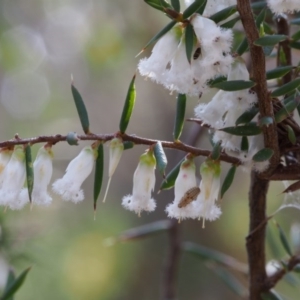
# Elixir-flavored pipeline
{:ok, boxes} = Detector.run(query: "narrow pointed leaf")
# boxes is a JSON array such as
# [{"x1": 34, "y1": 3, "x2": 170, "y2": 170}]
[
  {"x1": 171, "y1": 0, "x2": 180, "y2": 12},
  {"x1": 254, "y1": 35, "x2": 287, "y2": 47},
  {"x1": 282, "y1": 180, "x2": 300, "y2": 194},
  {"x1": 143, "y1": 0, "x2": 171, "y2": 11},
  {"x1": 259, "y1": 116, "x2": 273, "y2": 127},
  {"x1": 123, "y1": 141, "x2": 135, "y2": 150},
  {"x1": 182, "y1": 0, "x2": 206, "y2": 19},
  {"x1": 292, "y1": 30, "x2": 300, "y2": 41},
  {"x1": 66, "y1": 132, "x2": 79, "y2": 146},
  {"x1": 263, "y1": 22, "x2": 274, "y2": 35},
  {"x1": 154, "y1": 142, "x2": 168, "y2": 178},
  {"x1": 272, "y1": 79, "x2": 300, "y2": 97},
  {"x1": 195, "y1": 0, "x2": 207, "y2": 14},
  {"x1": 255, "y1": 8, "x2": 266, "y2": 28},
  {"x1": 236, "y1": 107, "x2": 259, "y2": 125},
  {"x1": 25, "y1": 145, "x2": 34, "y2": 203},
  {"x1": 221, "y1": 165, "x2": 236, "y2": 199},
  {"x1": 210, "y1": 5, "x2": 237, "y2": 24},
  {"x1": 117, "y1": 220, "x2": 171, "y2": 242},
  {"x1": 1, "y1": 267, "x2": 31, "y2": 300},
  {"x1": 71, "y1": 84, "x2": 90, "y2": 134},
  {"x1": 140, "y1": 20, "x2": 177, "y2": 53},
  {"x1": 173, "y1": 94, "x2": 186, "y2": 141},
  {"x1": 261, "y1": 290, "x2": 283, "y2": 300},
  {"x1": 290, "y1": 41, "x2": 300, "y2": 50},
  {"x1": 266, "y1": 66, "x2": 293, "y2": 80},
  {"x1": 3, "y1": 269, "x2": 15, "y2": 300},
  {"x1": 211, "y1": 80, "x2": 256, "y2": 91},
  {"x1": 274, "y1": 97, "x2": 300, "y2": 123},
  {"x1": 252, "y1": 148, "x2": 274, "y2": 162},
  {"x1": 207, "y1": 76, "x2": 227, "y2": 86},
  {"x1": 119, "y1": 74, "x2": 136, "y2": 133},
  {"x1": 240, "y1": 136, "x2": 249, "y2": 152},
  {"x1": 276, "y1": 222, "x2": 293, "y2": 257},
  {"x1": 285, "y1": 125, "x2": 296, "y2": 145},
  {"x1": 159, "y1": 158, "x2": 184, "y2": 191},
  {"x1": 220, "y1": 16, "x2": 240, "y2": 29},
  {"x1": 93, "y1": 143, "x2": 104, "y2": 210},
  {"x1": 211, "y1": 141, "x2": 221, "y2": 160},
  {"x1": 185, "y1": 24, "x2": 194, "y2": 64},
  {"x1": 236, "y1": 37, "x2": 248, "y2": 55},
  {"x1": 220, "y1": 124, "x2": 262, "y2": 136}
]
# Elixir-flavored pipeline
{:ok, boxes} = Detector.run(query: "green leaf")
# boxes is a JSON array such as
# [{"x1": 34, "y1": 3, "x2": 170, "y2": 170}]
[
  {"x1": 3, "y1": 269, "x2": 15, "y2": 300},
  {"x1": 236, "y1": 37, "x2": 248, "y2": 55},
  {"x1": 195, "y1": 0, "x2": 207, "y2": 14},
  {"x1": 290, "y1": 18, "x2": 300, "y2": 25},
  {"x1": 66, "y1": 132, "x2": 79, "y2": 146},
  {"x1": 220, "y1": 16, "x2": 240, "y2": 29},
  {"x1": 185, "y1": 24, "x2": 194, "y2": 64},
  {"x1": 220, "y1": 124, "x2": 262, "y2": 136},
  {"x1": 271, "y1": 78, "x2": 300, "y2": 97},
  {"x1": 266, "y1": 66, "x2": 293, "y2": 80},
  {"x1": 93, "y1": 143, "x2": 104, "y2": 211},
  {"x1": 240, "y1": 136, "x2": 249, "y2": 151},
  {"x1": 235, "y1": 107, "x2": 259, "y2": 125},
  {"x1": 267, "y1": 225, "x2": 282, "y2": 259},
  {"x1": 119, "y1": 74, "x2": 136, "y2": 133},
  {"x1": 255, "y1": 8, "x2": 266, "y2": 28},
  {"x1": 171, "y1": 0, "x2": 180, "y2": 12},
  {"x1": 276, "y1": 222, "x2": 293, "y2": 257},
  {"x1": 262, "y1": 45, "x2": 274, "y2": 56},
  {"x1": 254, "y1": 35, "x2": 287, "y2": 47},
  {"x1": 71, "y1": 83, "x2": 90, "y2": 134},
  {"x1": 286, "y1": 125, "x2": 296, "y2": 145},
  {"x1": 211, "y1": 80, "x2": 256, "y2": 91},
  {"x1": 159, "y1": 158, "x2": 184, "y2": 191},
  {"x1": 25, "y1": 145, "x2": 34, "y2": 203},
  {"x1": 182, "y1": 0, "x2": 207, "y2": 19},
  {"x1": 261, "y1": 290, "x2": 283, "y2": 300},
  {"x1": 263, "y1": 22, "x2": 274, "y2": 35},
  {"x1": 252, "y1": 148, "x2": 274, "y2": 162},
  {"x1": 221, "y1": 165, "x2": 236, "y2": 199},
  {"x1": 140, "y1": 20, "x2": 177, "y2": 53},
  {"x1": 123, "y1": 141, "x2": 135, "y2": 150},
  {"x1": 207, "y1": 76, "x2": 227, "y2": 86},
  {"x1": 251, "y1": 1, "x2": 267, "y2": 9},
  {"x1": 173, "y1": 93, "x2": 186, "y2": 141},
  {"x1": 143, "y1": 0, "x2": 171, "y2": 11},
  {"x1": 292, "y1": 30, "x2": 300, "y2": 41},
  {"x1": 210, "y1": 5, "x2": 237, "y2": 24},
  {"x1": 274, "y1": 97, "x2": 300, "y2": 123},
  {"x1": 154, "y1": 142, "x2": 168, "y2": 178},
  {"x1": 290, "y1": 41, "x2": 300, "y2": 50},
  {"x1": 282, "y1": 180, "x2": 300, "y2": 194},
  {"x1": 259, "y1": 116, "x2": 273, "y2": 127},
  {"x1": 1, "y1": 267, "x2": 31, "y2": 300},
  {"x1": 211, "y1": 141, "x2": 221, "y2": 160}
]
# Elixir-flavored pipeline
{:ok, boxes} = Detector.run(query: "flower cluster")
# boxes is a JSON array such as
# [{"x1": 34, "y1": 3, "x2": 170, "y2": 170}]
[{"x1": 267, "y1": 0, "x2": 300, "y2": 14}]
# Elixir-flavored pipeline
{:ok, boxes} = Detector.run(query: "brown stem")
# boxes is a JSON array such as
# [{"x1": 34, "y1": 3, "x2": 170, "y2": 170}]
[{"x1": 246, "y1": 172, "x2": 269, "y2": 299}]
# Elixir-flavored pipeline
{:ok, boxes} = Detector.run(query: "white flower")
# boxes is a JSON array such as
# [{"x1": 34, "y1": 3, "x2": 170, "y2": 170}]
[
  {"x1": 165, "y1": 156, "x2": 198, "y2": 220},
  {"x1": 103, "y1": 137, "x2": 124, "y2": 203},
  {"x1": 19, "y1": 145, "x2": 53, "y2": 206},
  {"x1": 122, "y1": 149, "x2": 156, "y2": 216},
  {"x1": 52, "y1": 146, "x2": 96, "y2": 203},
  {"x1": 267, "y1": 0, "x2": 299, "y2": 13},
  {"x1": 0, "y1": 146, "x2": 27, "y2": 210},
  {"x1": 195, "y1": 159, "x2": 222, "y2": 227},
  {"x1": 0, "y1": 148, "x2": 13, "y2": 187}
]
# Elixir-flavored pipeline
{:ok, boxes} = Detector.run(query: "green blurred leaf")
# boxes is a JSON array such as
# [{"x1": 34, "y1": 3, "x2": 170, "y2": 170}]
[
  {"x1": 220, "y1": 16, "x2": 240, "y2": 29},
  {"x1": 251, "y1": 1, "x2": 267, "y2": 9},
  {"x1": 290, "y1": 41, "x2": 300, "y2": 50},
  {"x1": 267, "y1": 225, "x2": 282, "y2": 259},
  {"x1": 266, "y1": 66, "x2": 293, "y2": 80},
  {"x1": 210, "y1": 5, "x2": 237, "y2": 24},
  {"x1": 254, "y1": 35, "x2": 287, "y2": 47},
  {"x1": 271, "y1": 78, "x2": 300, "y2": 97},
  {"x1": 274, "y1": 97, "x2": 300, "y2": 123},
  {"x1": 1, "y1": 267, "x2": 31, "y2": 300},
  {"x1": 207, "y1": 76, "x2": 227, "y2": 86},
  {"x1": 159, "y1": 158, "x2": 184, "y2": 191},
  {"x1": 236, "y1": 37, "x2": 248, "y2": 55},
  {"x1": 182, "y1": 0, "x2": 206, "y2": 19},
  {"x1": 195, "y1": 0, "x2": 207, "y2": 14},
  {"x1": 255, "y1": 8, "x2": 266, "y2": 28},
  {"x1": 276, "y1": 222, "x2": 293, "y2": 257},
  {"x1": 291, "y1": 18, "x2": 300, "y2": 25},
  {"x1": 123, "y1": 141, "x2": 135, "y2": 150},
  {"x1": 240, "y1": 136, "x2": 249, "y2": 151},
  {"x1": 285, "y1": 125, "x2": 296, "y2": 145},
  {"x1": 252, "y1": 148, "x2": 274, "y2": 162},
  {"x1": 220, "y1": 124, "x2": 262, "y2": 136},
  {"x1": 4, "y1": 269, "x2": 15, "y2": 300},
  {"x1": 221, "y1": 165, "x2": 236, "y2": 199},
  {"x1": 263, "y1": 22, "x2": 274, "y2": 35},
  {"x1": 185, "y1": 23, "x2": 194, "y2": 64},
  {"x1": 261, "y1": 290, "x2": 283, "y2": 300},
  {"x1": 292, "y1": 30, "x2": 300, "y2": 41},
  {"x1": 173, "y1": 93, "x2": 186, "y2": 141},
  {"x1": 262, "y1": 45, "x2": 274, "y2": 56},
  {"x1": 211, "y1": 141, "x2": 221, "y2": 160},
  {"x1": 119, "y1": 74, "x2": 136, "y2": 133},
  {"x1": 93, "y1": 143, "x2": 104, "y2": 211},
  {"x1": 171, "y1": 0, "x2": 180, "y2": 12},
  {"x1": 259, "y1": 116, "x2": 273, "y2": 127},
  {"x1": 236, "y1": 107, "x2": 259, "y2": 125},
  {"x1": 66, "y1": 132, "x2": 79, "y2": 146},
  {"x1": 211, "y1": 80, "x2": 256, "y2": 91},
  {"x1": 154, "y1": 141, "x2": 168, "y2": 178},
  {"x1": 25, "y1": 145, "x2": 33, "y2": 203},
  {"x1": 143, "y1": 0, "x2": 171, "y2": 11}
]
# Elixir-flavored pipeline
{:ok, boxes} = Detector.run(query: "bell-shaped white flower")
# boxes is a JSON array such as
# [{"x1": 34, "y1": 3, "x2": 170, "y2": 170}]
[
  {"x1": 19, "y1": 145, "x2": 53, "y2": 206},
  {"x1": 102, "y1": 137, "x2": 124, "y2": 203},
  {"x1": 0, "y1": 146, "x2": 27, "y2": 210},
  {"x1": 122, "y1": 149, "x2": 156, "y2": 216},
  {"x1": 267, "y1": 0, "x2": 299, "y2": 13},
  {"x1": 195, "y1": 158, "x2": 222, "y2": 227},
  {"x1": 0, "y1": 148, "x2": 13, "y2": 187},
  {"x1": 165, "y1": 156, "x2": 198, "y2": 221},
  {"x1": 52, "y1": 146, "x2": 96, "y2": 203}
]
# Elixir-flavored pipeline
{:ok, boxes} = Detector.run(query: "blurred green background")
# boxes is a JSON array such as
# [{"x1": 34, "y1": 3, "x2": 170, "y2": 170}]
[{"x1": 0, "y1": 0, "x2": 298, "y2": 299}]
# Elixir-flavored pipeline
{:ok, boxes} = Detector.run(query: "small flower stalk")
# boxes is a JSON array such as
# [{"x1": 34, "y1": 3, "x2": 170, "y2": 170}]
[
  {"x1": 122, "y1": 148, "x2": 156, "y2": 216},
  {"x1": 165, "y1": 155, "x2": 198, "y2": 221},
  {"x1": 102, "y1": 137, "x2": 124, "y2": 203},
  {"x1": 195, "y1": 158, "x2": 222, "y2": 227},
  {"x1": 19, "y1": 145, "x2": 54, "y2": 206},
  {"x1": 52, "y1": 145, "x2": 96, "y2": 203}
]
